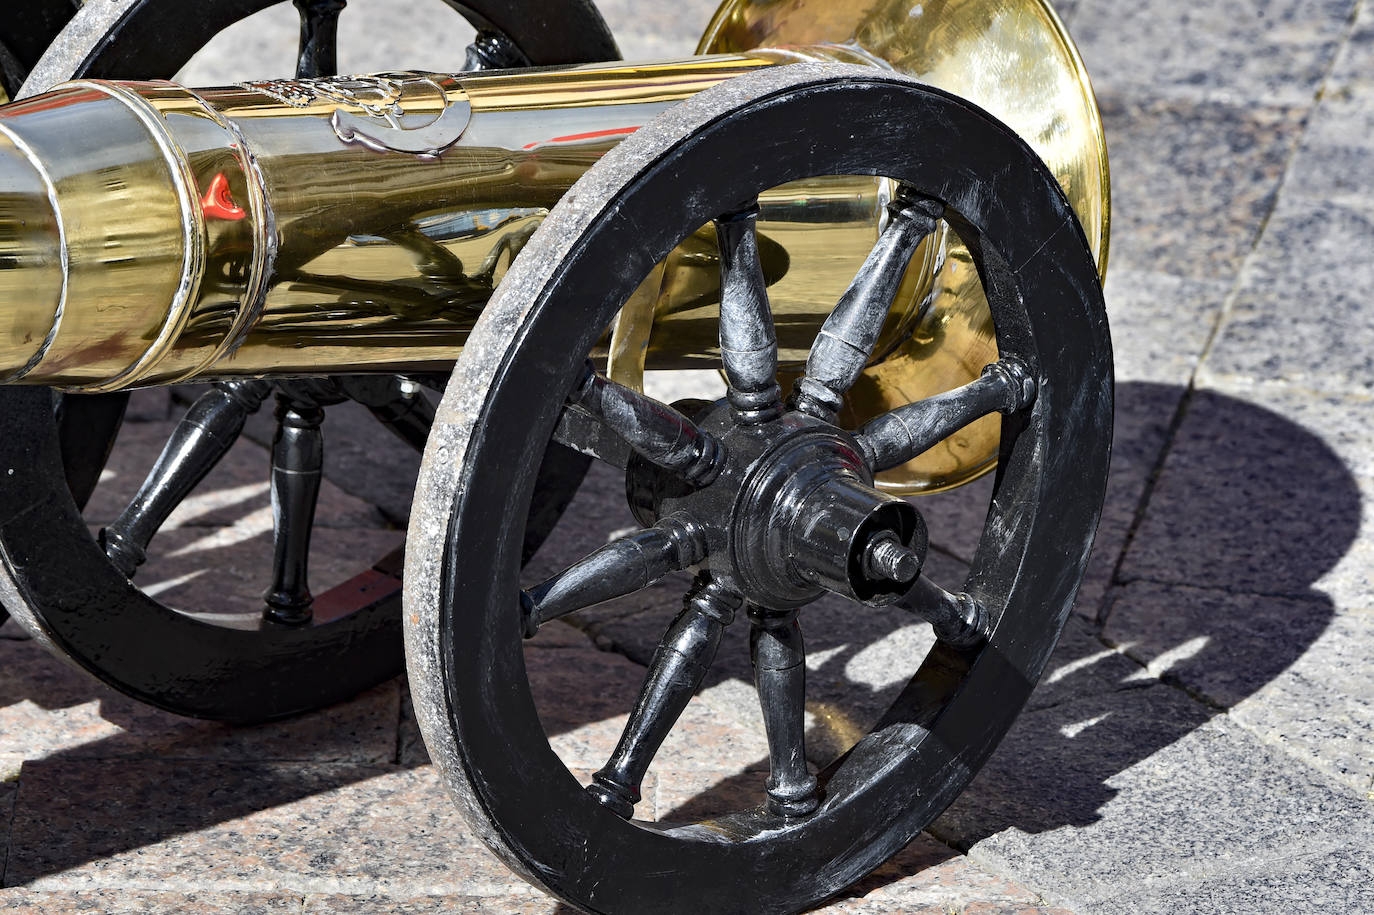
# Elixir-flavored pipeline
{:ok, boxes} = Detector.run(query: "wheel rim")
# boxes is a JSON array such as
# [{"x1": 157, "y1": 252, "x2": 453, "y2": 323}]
[
  {"x1": 405, "y1": 64, "x2": 1111, "y2": 912},
  {"x1": 0, "y1": 0, "x2": 613, "y2": 722}
]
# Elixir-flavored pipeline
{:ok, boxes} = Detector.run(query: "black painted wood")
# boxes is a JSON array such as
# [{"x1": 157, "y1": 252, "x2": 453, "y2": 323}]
[
  {"x1": 100, "y1": 381, "x2": 273, "y2": 578},
  {"x1": 749, "y1": 606, "x2": 818, "y2": 816},
  {"x1": 792, "y1": 187, "x2": 943, "y2": 420},
  {"x1": 569, "y1": 362, "x2": 726, "y2": 485},
  {"x1": 522, "y1": 514, "x2": 706, "y2": 636},
  {"x1": 0, "y1": 0, "x2": 78, "y2": 96},
  {"x1": 855, "y1": 358, "x2": 1036, "y2": 473},
  {"x1": 714, "y1": 204, "x2": 782, "y2": 423},
  {"x1": 264, "y1": 391, "x2": 329, "y2": 626},
  {"x1": 588, "y1": 575, "x2": 742, "y2": 818},
  {"x1": 292, "y1": 0, "x2": 345, "y2": 80}
]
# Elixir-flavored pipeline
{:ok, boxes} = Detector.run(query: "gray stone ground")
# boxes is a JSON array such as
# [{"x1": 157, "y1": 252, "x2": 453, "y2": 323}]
[{"x1": 3, "y1": 0, "x2": 1374, "y2": 911}]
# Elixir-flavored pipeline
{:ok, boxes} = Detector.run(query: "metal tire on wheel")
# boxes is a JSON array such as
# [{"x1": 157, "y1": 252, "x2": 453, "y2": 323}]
[
  {"x1": 0, "y1": 0, "x2": 615, "y2": 722},
  {"x1": 404, "y1": 64, "x2": 1112, "y2": 913}
]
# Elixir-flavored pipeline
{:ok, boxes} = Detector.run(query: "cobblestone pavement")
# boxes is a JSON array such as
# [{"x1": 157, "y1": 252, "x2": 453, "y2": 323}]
[{"x1": 4, "y1": 0, "x2": 1374, "y2": 911}]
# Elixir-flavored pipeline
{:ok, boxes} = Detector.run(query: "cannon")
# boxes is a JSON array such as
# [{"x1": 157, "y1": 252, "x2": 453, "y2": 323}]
[{"x1": 0, "y1": 0, "x2": 1111, "y2": 910}]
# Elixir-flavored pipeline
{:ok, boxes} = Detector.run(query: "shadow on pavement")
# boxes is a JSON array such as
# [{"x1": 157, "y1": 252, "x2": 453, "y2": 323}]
[{"x1": 0, "y1": 380, "x2": 1357, "y2": 899}]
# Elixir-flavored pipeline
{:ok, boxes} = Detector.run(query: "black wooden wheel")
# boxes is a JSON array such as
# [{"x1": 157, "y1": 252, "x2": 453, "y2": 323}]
[
  {"x1": 404, "y1": 64, "x2": 1112, "y2": 913},
  {"x1": 0, "y1": 0, "x2": 615, "y2": 722}
]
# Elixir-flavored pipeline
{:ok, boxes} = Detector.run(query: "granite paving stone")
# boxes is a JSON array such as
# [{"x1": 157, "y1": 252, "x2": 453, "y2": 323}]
[
  {"x1": 924, "y1": 269, "x2": 1227, "y2": 619},
  {"x1": 1118, "y1": 381, "x2": 1372, "y2": 602},
  {"x1": 1280, "y1": 95, "x2": 1374, "y2": 204},
  {"x1": 933, "y1": 699, "x2": 1374, "y2": 911},
  {"x1": 1024, "y1": 614, "x2": 1152, "y2": 714},
  {"x1": 1091, "y1": 845, "x2": 1374, "y2": 914},
  {"x1": 0, "y1": 756, "x2": 20, "y2": 879},
  {"x1": 1105, "y1": 580, "x2": 1374, "y2": 789},
  {"x1": 179, "y1": 0, "x2": 480, "y2": 86},
  {"x1": 1326, "y1": 0, "x2": 1374, "y2": 100},
  {"x1": 1061, "y1": 268, "x2": 1220, "y2": 616},
  {"x1": 0, "y1": 636, "x2": 400, "y2": 764},
  {"x1": 0, "y1": 891, "x2": 304, "y2": 913},
  {"x1": 4, "y1": 760, "x2": 540, "y2": 897},
  {"x1": 1199, "y1": 196, "x2": 1374, "y2": 395},
  {"x1": 1095, "y1": 96, "x2": 1308, "y2": 282},
  {"x1": 120, "y1": 388, "x2": 175, "y2": 424},
  {"x1": 524, "y1": 639, "x2": 771, "y2": 773},
  {"x1": 821, "y1": 833, "x2": 1054, "y2": 914},
  {"x1": 84, "y1": 415, "x2": 394, "y2": 532},
  {"x1": 1071, "y1": 0, "x2": 1357, "y2": 106},
  {"x1": 301, "y1": 895, "x2": 559, "y2": 914},
  {"x1": 594, "y1": 0, "x2": 723, "y2": 59}
]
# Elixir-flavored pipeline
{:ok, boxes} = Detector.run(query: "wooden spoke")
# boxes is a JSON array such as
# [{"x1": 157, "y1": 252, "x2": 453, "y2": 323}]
[
  {"x1": 895, "y1": 576, "x2": 988, "y2": 648},
  {"x1": 552, "y1": 401, "x2": 633, "y2": 469},
  {"x1": 749, "y1": 607, "x2": 819, "y2": 816},
  {"x1": 100, "y1": 380, "x2": 273, "y2": 578},
  {"x1": 462, "y1": 31, "x2": 527, "y2": 71},
  {"x1": 337, "y1": 375, "x2": 434, "y2": 453},
  {"x1": 263, "y1": 393, "x2": 326, "y2": 626},
  {"x1": 292, "y1": 0, "x2": 346, "y2": 80},
  {"x1": 567, "y1": 362, "x2": 726, "y2": 485},
  {"x1": 588, "y1": 575, "x2": 742, "y2": 818},
  {"x1": 793, "y1": 187, "x2": 944, "y2": 420},
  {"x1": 715, "y1": 203, "x2": 781, "y2": 423},
  {"x1": 521, "y1": 514, "x2": 707, "y2": 636},
  {"x1": 854, "y1": 359, "x2": 1036, "y2": 473}
]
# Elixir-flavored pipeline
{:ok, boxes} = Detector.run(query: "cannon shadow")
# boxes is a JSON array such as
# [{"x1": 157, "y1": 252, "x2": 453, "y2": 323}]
[{"x1": 0, "y1": 380, "x2": 1357, "y2": 902}]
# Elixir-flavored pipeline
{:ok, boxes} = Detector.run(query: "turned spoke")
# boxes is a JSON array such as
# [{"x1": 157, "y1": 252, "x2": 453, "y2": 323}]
[
  {"x1": 567, "y1": 362, "x2": 726, "y2": 485},
  {"x1": 462, "y1": 30, "x2": 527, "y2": 71},
  {"x1": 896, "y1": 576, "x2": 988, "y2": 648},
  {"x1": 793, "y1": 186, "x2": 944, "y2": 419},
  {"x1": 263, "y1": 393, "x2": 326, "y2": 626},
  {"x1": 552, "y1": 402, "x2": 633, "y2": 469},
  {"x1": 293, "y1": 0, "x2": 345, "y2": 80},
  {"x1": 101, "y1": 379, "x2": 273, "y2": 578},
  {"x1": 521, "y1": 514, "x2": 707, "y2": 637},
  {"x1": 338, "y1": 375, "x2": 434, "y2": 453},
  {"x1": 749, "y1": 607, "x2": 819, "y2": 816},
  {"x1": 855, "y1": 358, "x2": 1036, "y2": 473},
  {"x1": 588, "y1": 575, "x2": 742, "y2": 818},
  {"x1": 715, "y1": 204, "x2": 781, "y2": 423}
]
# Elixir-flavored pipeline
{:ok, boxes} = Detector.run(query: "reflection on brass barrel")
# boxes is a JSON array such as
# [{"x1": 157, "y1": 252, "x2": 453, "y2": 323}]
[{"x1": 0, "y1": 0, "x2": 1107, "y2": 493}]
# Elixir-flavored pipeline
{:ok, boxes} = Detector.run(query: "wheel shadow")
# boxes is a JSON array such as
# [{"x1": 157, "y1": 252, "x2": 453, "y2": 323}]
[{"x1": 632, "y1": 380, "x2": 1356, "y2": 901}]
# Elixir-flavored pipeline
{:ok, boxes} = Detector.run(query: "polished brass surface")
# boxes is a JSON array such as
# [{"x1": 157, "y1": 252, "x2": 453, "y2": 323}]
[
  {"x1": 699, "y1": 0, "x2": 1109, "y2": 493},
  {"x1": 0, "y1": 0, "x2": 1108, "y2": 493},
  {"x1": 0, "y1": 57, "x2": 785, "y2": 389}
]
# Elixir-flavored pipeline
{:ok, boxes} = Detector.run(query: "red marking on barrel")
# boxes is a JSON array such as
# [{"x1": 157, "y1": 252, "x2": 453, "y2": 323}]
[
  {"x1": 201, "y1": 172, "x2": 246, "y2": 220},
  {"x1": 522, "y1": 126, "x2": 639, "y2": 150}
]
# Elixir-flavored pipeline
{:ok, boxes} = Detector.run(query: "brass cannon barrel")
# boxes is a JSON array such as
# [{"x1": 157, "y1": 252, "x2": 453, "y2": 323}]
[
  {"x1": 0, "y1": 53, "x2": 811, "y2": 389},
  {"x1": 0, "y1": 0, "x2": 1109, "y2": 493}
]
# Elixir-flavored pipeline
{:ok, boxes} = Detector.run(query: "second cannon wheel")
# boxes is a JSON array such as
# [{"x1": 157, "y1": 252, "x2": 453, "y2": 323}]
[{"x1": 0, "y1": 0, "x2": 615, "y2": 722}]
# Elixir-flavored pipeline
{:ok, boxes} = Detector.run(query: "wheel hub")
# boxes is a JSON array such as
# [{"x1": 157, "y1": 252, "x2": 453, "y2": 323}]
[{"x1": 627, "y1": 400, "x2": 927, "y2": 609}]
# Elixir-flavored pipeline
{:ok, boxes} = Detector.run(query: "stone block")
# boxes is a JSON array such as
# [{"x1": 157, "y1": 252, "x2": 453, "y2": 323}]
[
  {"x1": 1072, "y1": 0, "x2": 1356, "y2": 105},
  {"x1": 1096, "y1": 97, "x2": 1307, "y2": 282},
  {"x1": 1200, "y1": 197, "x2": 1374, "y2": 395}
]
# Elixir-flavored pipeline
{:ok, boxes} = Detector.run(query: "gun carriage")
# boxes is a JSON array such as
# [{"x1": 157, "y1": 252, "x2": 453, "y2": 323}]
[{"x1": 0, "y1": 0, "x2": 1112, "y2": 911}]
